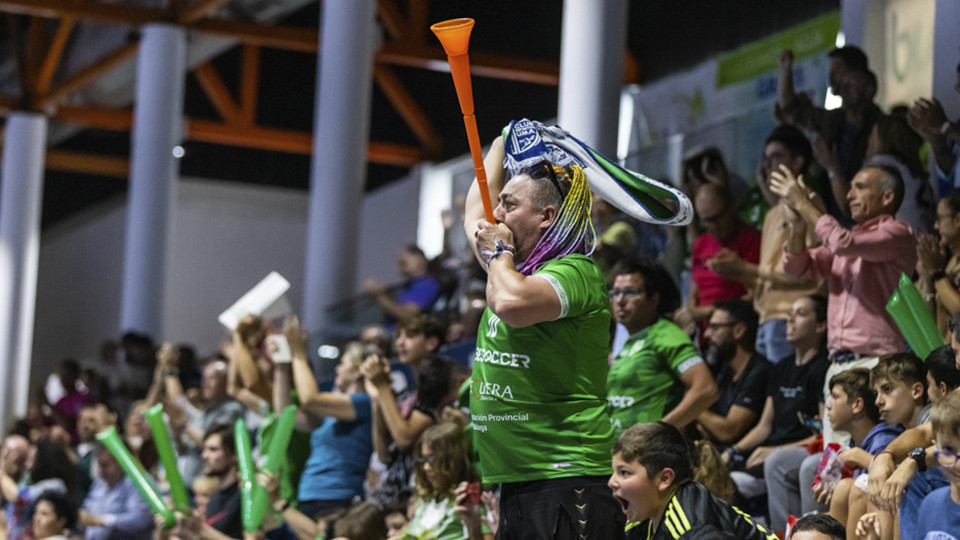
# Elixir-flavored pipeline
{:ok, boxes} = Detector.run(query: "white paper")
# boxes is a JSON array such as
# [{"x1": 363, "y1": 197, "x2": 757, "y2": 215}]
[{"x1": 218, "y1": 272, "x2": 292, "y2": 330}]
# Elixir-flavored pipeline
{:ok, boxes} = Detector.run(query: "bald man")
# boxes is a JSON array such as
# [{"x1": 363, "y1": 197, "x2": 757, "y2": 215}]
[{"x1": 676, "y1": 184, "x2": 762, "y2": 338}]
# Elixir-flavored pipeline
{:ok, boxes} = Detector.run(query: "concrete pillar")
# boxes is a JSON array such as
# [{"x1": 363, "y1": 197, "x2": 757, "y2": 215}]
[
  {"x1": 0, "y1": 113, "x2": 48, "y2": 429},
  {"x1": 119, "y1": 24, "x2": 186, "y2": 337},
  {"x1": 557, "y1": 0, "x2": 628, "y2": 157},
  {"x1": 302, "y1": 0, "x2": 377, "y2": 332}
]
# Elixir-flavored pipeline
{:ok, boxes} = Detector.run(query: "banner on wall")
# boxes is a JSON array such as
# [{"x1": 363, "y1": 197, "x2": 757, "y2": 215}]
[{"x1": 622, "y1": 11, "x2": 839, "y2": 180}]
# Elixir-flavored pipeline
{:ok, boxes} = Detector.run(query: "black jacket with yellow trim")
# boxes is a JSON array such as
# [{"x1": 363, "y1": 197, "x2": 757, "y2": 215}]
[{"x1": 626, "y1": 481, "x2": 778, "y2": 540}]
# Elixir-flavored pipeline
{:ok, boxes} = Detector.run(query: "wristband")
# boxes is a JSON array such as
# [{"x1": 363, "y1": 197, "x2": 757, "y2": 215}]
[
  {"x1": 932, "y1": 270, "x2": 947, "y2": 282},
  {"x1": 481, "y1": 240, "x2": 517, "y2": 271},
  {"x1": 942, "y1": 121, "x2": 953, "y2": 135}
]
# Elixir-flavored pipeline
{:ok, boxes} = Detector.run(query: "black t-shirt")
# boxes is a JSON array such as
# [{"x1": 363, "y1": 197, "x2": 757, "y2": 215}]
[
  {"x1": 710, "y1": 354, "x2": 770, "y2": 417},
  {"x1": 206, "y1": 481, "x2": 242, "y2": 539},
  {"x1": 766, "y1": 350, "x2": 830, "y2": 446}
]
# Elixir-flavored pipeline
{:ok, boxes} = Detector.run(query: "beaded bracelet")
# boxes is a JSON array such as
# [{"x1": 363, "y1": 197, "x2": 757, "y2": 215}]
[{"x1": 481, "y1": 240, "x2": 517, "y2": 271}]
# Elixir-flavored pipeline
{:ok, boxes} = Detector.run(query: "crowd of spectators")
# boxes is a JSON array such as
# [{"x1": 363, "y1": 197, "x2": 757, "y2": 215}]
[{"x1": 3, "y1": 44, "x2": 960, "y2": 540}]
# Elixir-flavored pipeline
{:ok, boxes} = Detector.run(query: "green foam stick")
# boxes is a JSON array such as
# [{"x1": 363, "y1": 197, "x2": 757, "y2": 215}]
[
  {"x1": 234, "y1": 418, "x2": 260, "y2": 533},
  {"x1": 898, "y1": 273, "x2": 943, "y2": 359},
  {"x1": 97, "y1": 426, "x2": 175, "y2": 529},
  {"x1": 886, "y1": 289, "x2": 926, "y2": 357},
  {"x1": 249, "y1": 405, "x2": 297, "y2": 529},
  {"x1": 144, "y1": 404, "x2": 190, "y2": 513}
]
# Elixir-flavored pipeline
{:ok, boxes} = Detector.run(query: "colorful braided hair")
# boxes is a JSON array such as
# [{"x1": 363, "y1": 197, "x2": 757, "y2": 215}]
[{"x1": 515, "y1": 162, "x2": 596, "y2": 276}]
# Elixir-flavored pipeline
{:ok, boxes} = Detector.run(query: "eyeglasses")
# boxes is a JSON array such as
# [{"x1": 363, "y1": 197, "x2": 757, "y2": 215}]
[
  {"x1": 706, "y1": 321, "x2": 737, "y2": 331},
  {"x1": 415, "y1": 455, "x2": 434, "y2": 466},
  {"x1": 935, "y1": 444, "x2": 958, "y2": 469},
  {"x1": 609, "y1": 287, "x2": 644, "y2": 300}
]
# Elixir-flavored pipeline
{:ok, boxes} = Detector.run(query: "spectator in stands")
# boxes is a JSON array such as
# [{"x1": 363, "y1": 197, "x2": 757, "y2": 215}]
[
  {"x1": 867, "y1": 316, "x2": 960, "y2": 540},
  {"x1": 778, "y1": 48, "x2": 882, "y2": 221},
  {"x1": 45, "y1": 359, "x2": 93, "y2": 439},
  {"x1": 227, "y1": 315, "x2": 274, "y2": 409},
  {"x1": 925, "y1": 343, "x2": 960, "y2": 405},
  {"x1": 389, "y1": 314, "x2": 445, "y2": 408},
  {"x1": 363, "y1": 354, "x2": 456, "y2": 509},
  {"x1": 706, "y1": 125, "x2": 825, "y2": 365},
  {"x1": 2, "y1": 439, "x2": 76, "y2": 540},
  {"x1": 789, "y1": 513, "x2": 845, "y2": 540},
  {"x1": 608, "y1": 258, "x2": 715, "y2": 434},
  {"x1": 864, "y1": 115, "x2": 935, "y2": 233},
  {"x1": 70, "y1": 405, "x2": 114, "y2": 505},
  {"x1": 675, "y1": 184, "x2": 761, "y2": 336},
  {"x1": 201, "y1": 423, "x2": 242, "y2": 540},
  {"x1": 163, "y1": 357, "x2": 245, "y2": 487},
  {"x1": 697, "y1": 299, "x2": 769, "y2": 445},
  {"x1": 816, "y1": 368, "x2": 901, "y2": 533},
  {"x1": 77, "y1": 443, "x2": 153, "y2": 540},
  {"x1": 906, "y1": 61, "x2": 960, "y2": 197},
  {"x1": 33, "y1": 491, "x2": 77, "y2": 540},
  {"x1": 607, "y1": 422, "x2": 778, "y2": 539},
  {"x1": 402, "y1": 419, "x2": 493, "y2": 539},
  {"x1": 773, "y1": 161, "x2": 916, "y2": 444},
  {"x1": 858, "y1": 390, "x2": 960, "y2": 540},
  {"x1": 365, "y1": 244, "x2": 441, "y2": 327},
  {"x1": 917, "y1": 189, "x2": 960, "y2": 341},
  {"x1": 285, "y1": 316, "x2": 373, "y2": 519},
  {"x1": 723, "y1": 296, "x2": 829, "y2": 516}
]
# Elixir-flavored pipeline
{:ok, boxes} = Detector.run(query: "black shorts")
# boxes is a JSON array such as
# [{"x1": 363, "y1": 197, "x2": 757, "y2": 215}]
[{"x1": 497, "y1": 475, "x2": 626, "y2": 540}]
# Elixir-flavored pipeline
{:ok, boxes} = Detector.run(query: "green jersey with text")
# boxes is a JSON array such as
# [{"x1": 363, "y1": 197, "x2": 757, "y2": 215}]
[
  {"x1": 471, "y1": 254, "x2": 614, "y2": 483},
  {"x1": 607, "y1": 318, "x2": 703, "y2": 434}
]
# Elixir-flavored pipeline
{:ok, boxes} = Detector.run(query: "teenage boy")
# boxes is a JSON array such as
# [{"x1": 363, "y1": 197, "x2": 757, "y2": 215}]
[
  {"x1": 816, "y1": 369, "x2": 901, "y2": 531},
  {"x1": 857, "y1": 390, "x2": 960, "y2": 539},
  {"x1": 871, "y1": 353, "x2": 929, "y2": 431},
  {"x1": 608, "y1": 422, "x2": 778, "y2": 540}
]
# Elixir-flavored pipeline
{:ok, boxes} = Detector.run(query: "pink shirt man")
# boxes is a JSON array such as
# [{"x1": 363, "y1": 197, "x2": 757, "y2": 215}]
[{"x1": 782, "y1": 213, "x2": 915, "y2": 356}]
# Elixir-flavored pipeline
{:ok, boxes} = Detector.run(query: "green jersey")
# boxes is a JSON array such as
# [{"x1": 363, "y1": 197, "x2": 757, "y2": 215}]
[
  {"x1": 607, "y1": 318, "x2": 703, "y2": 434},
  {"x1": 471, "y1": 255, "x2": 614, "y2": 483}
]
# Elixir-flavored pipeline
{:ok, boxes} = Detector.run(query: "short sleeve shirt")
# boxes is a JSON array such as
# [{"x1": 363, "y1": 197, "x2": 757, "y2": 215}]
[
  {"x1": 607, "y1": 319, "x2": 704, "y2": 434},
  {"x1": 767, "y1": 351, "x2": 830, "y2": 446},
  {"x1": 471, "y1": 255, "x2": 614, "y2": 483},
  {"x1": 710, "y1": 354, "x2": 771, "y2": 417}
]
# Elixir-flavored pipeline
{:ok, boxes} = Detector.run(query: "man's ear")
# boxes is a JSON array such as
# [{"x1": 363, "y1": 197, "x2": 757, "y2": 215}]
[
  {"x1": 426, "y1": 336, "x2": 440, "y2": 353},
  {"x1": 540, "y1": 205, "x2": 558, "y2": 229},
  {"x1": 656, "y1": 467, "x2": 676, "y2": 492},
  {"x1": 881, "y1": 189, "x2": 896, "y2": 211},
  {"x1": 732, "y1": 321, "x2": 747, "y2": 341},
  {"x1": 911, "y1": 380, "x2": 925, "y2": 402},
  {"x1": 851, "y1": 396, "x2": 864, "y2": 415}
]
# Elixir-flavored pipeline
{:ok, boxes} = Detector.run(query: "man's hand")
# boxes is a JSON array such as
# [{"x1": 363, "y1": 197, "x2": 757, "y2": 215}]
[
  {"x1": 855, "y1": 512, "x2": 882, "y2": 540},
  {"x1": 838, "y1": 447, "x2": 873, "y2": 471},
  {"x1": 282, "y1": 315, "x2": 308, "y2": 360},
  {"x1": 745, "y1": 446, "x2": 775, "y2": 469},
  {"x1": 917, "y1": 233, "x2": 947, "y2": 276},
  {"x1": 867, "y1": 452, "x2": 895, "y2": 507},
  {"x1": 363, "y1": 277, "x2": 388, "y2": 296},
  {"x1": 360, "y1": 356, "x2": 391, "y2": 389},
  {"x1": 705, "y1": 249, "x2": 744, "y2": 278},
  {"x1": 778, "y1": 49, "x2": 794, "y2": 72},
  {"x1": 907, "y1": 98, "x2": 949, "y2": 141},
  {"x1": 812, "y1": 136, "x2": 841, "y2": 177},
  {"x1": 877, "y1": 459, "x2": 917, "y2": 513},
  {"x1": 812, "y1": 480, "x2": 834, "y2": 506},
  {"x1": 157, "y1": 342, "x2": 179, "y2": 369},
  {"x1": 769, "y1": 165, "x2": 812, "y2": 210},
  {"x1": 475, "y1": 220, "x2": 515, "y2": 256},
  {"x1": 235, "y1": 315, "x2": 264, "y2": 349}
]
